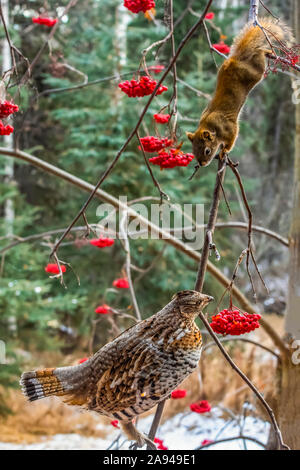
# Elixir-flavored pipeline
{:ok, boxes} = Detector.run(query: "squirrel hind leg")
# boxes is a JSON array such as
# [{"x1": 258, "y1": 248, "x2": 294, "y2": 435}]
[{"x1": 120, "y1": 420, "x2": 157, "y2": 450}]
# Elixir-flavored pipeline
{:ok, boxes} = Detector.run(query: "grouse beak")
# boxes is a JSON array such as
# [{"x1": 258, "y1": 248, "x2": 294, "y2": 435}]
[{"x1": 206, "y1": 295, "x2": 214, "y2": 303}]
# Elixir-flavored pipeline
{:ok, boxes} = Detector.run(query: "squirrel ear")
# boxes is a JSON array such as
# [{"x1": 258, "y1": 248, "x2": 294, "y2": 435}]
[
  {"x1": 186, "y1": 131, "x2": 195, "y2": 142},
  {"x1": 203, "y1": 130, "x2": 216, "y2": 141}
]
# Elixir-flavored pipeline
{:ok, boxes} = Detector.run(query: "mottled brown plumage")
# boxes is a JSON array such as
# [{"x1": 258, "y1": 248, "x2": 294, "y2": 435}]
[{"x1": 20, "y1": 290, "x2": 213, "y2": 448}]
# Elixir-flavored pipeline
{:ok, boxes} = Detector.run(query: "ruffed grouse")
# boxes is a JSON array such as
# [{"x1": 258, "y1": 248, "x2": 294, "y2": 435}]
[{"x1": 20, "y1": 290, "x2": 213, "y2": 449}]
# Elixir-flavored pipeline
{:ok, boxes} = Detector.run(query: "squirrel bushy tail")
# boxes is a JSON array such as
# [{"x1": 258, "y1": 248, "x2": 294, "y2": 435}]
[
  {"x1": 187, "y1": 17, "x2": 293, "y2": 167},
  {"x1": 20, "y1": 362, "x2": 91, "y2": 406},
  {"x1": 230, "y1": 18, "x2": 292, "y2": 60}
]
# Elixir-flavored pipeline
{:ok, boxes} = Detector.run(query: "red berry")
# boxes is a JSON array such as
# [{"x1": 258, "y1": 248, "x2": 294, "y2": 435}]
[
  {"x1": 119, "y1": 76, "x2": 167, "y2": 98},
  {"x1": 210, "y1": 309, "x2": 261, "y2": 336},
  {"x1": 32, "y1": 17, "x2": 58, "y2": 27},
  {"x1": 124, "y1": 0, "x2": 155, "y2": 14}
]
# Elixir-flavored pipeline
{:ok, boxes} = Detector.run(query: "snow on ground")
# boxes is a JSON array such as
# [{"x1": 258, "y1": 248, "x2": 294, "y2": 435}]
[{"x1": 0, "y1": 408, "x2": 269, "y2": 450}]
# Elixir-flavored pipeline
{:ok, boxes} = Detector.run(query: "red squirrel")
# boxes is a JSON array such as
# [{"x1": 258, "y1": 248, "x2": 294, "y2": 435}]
[{"x1": 187, "y1": 18, "x2": 291, "y2": 167}]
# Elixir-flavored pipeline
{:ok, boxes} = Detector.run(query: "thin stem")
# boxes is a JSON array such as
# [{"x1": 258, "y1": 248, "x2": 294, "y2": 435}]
[
  {"x1": 248, "y1": 0, "x2": 259, "y2": 23},
  {"x1": 203, "y1": 336, "x2": 281, "y2": 360},
  {"x1": 136, "y1": 131, "x2": 169, "y2": 203},
  {"x1": 120, "y1": 212, "x2": 141, "y2": 321},
  {"x1": 147, "y1": 399, "x2": 166, "y2": 449},
  {"x1": 196, "y1": 434, "x2": 267, "y2": 450},
  {"x1": 195, "y1": 158, "x2": 226, "y2": 292},
  {"x1": 37, "y1": 69, "x2": 154, "y2": 97}
]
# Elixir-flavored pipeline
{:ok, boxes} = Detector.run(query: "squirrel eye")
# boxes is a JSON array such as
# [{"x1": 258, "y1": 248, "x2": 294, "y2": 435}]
[{"x1": 205, "y1": 148, "x2": 211, "y2": 156}]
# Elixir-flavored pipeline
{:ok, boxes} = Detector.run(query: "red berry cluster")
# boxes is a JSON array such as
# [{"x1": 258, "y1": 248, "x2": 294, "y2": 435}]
[
  {"x1": 113, "y1": 278, "x2": 129, "y2": 289},
  {"x1": 94, "y1": 304, "x2": 111, "y2": 314},
  {"x1": 0, "y1": 122, "x2": 14, "y2": 135},
  {"x1": 118, "y1": 76, "x2": 168, "y2": 98},
  {"x1": 124, "y1": 0, "x2": 155, "y2": 14},
  {"x1": 190, "y1": 400, "x2": 211, "y2": 414},
  {"x1": 149, "y1": 148, "x2": 194, "y2": 169},
  {"x1": 139, "y1": 136, "x2": 173, "y2": 152},
  {"x1": 212, "y1": 41, "x2": 230, "y2": 54},
  {"x1": 171, "y1": 389, "x2": 187, "y2": 399},
  {"x1": 32, "y1": 17, "x2": 58, "y2": 27},
  {"x1": 45, "y1": 263, "x2": 66, "y2": 275},
  {"x1": 154, "y1": 113, "x2": 170, "y2": 124},
  {"x1": 89, "y1": 238, "x2": 115, "y2": 248},
  {"x1": 0, "y1": 101, "x2": 19, "y2": 119},
  {"x1": 210, "y1": 309, "x2": 261, "y2": 336}
]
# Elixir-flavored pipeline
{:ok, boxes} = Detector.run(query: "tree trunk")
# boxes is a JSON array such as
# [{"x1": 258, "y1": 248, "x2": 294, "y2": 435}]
[
  {"x1": 1, "y1": 0, "x2": 16, "y2": 335},
  {"x1": 276, "y1": 0, "x2": 300, "y2": 450},
  {"x1": 277, "y1": 358, "x2": 300, "y2": 449},
  {"x1": 1, "y1": 0, "x2": 14, "y2": 235}
]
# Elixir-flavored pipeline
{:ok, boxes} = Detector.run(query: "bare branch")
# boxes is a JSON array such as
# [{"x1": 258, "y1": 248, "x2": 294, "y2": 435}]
[
  {"x1": 37, "y1": 69, "x2": 155, "y2": 97},
  {"x1": 195, "y1": 157, "x2": 227, "y2": 292},
  {"x1": 120, "y1": 211, "x2": 141, "y2": 321},
  {"x1": 203, "y1": 336, "x2": 281, "y2": 360},
  {"x1": 248, "y1": 0, "x2": 259, "y2": 23},
  {"x1": 196, "y1": 434, "x2": 267, "y2": 450}
]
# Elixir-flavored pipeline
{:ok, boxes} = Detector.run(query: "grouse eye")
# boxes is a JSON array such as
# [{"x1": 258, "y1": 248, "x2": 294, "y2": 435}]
[{"x1": 205, "y1": 148, "x2": 211, "y2": 156}]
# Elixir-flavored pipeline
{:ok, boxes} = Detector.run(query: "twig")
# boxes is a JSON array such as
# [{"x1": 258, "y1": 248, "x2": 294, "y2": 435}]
[
  {"x1": 0, "y1": 225, "x2": 114, "y2": 255},
  {"x1": 196, "y1": 434, "x2": 267, "y2": 450},
  {"x1": 136, "y1": 131, "x2": 169, "y2": 203},
  {"x1": 189, "y1": 7, "x2": 228, "y2": 61},
  {"x1": 214, "y1": 222, "x2": 288, "y2": 247},
  {"x1": 169, "y1": 0, "x2": 178, "y2": 136},
  {"x1": 227, "y1": 158, "x2": 269, "y2": 297},
  {"x1": 0, "y1": 1, "x2": 17, "y2": 76},
  {"x1": 176, "y1": 77, "x2": 211, "y2": 100},
  {"x1": 267, "y1": 54, "x2": 300, "y2": 73},
  {"x1": 120, "y1": 211, "x2": 141, "y2": 321},
  {"x1": 259, "y1": 0, "x2": 279, "y2": 20},
  {"x1": 147, "y1": 400, "x2": 166, "y2": 449},
  {"x1": 195, "y1": 157, "x2": 227, "y2": 292},
  {"x1": 37, "y1": 69, "x2": 155, "y2": 97},
  {"x1": 202, "y1": 17, "x2": 224, "y2": 66},
  {"x1": 203, "y1": 336, "x2": 281, "y2": 360},
  {"x1": 216, "y1": 248, "x2": 248, "y2": 311},
  {"x1": 133, "y1": 247, "x2": 166, "y2": 285}
]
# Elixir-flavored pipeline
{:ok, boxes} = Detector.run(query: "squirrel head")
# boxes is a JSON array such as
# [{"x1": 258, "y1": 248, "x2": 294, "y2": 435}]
[{"x1": 186, "y1": 129, "x2": 219, "y2": 167}]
